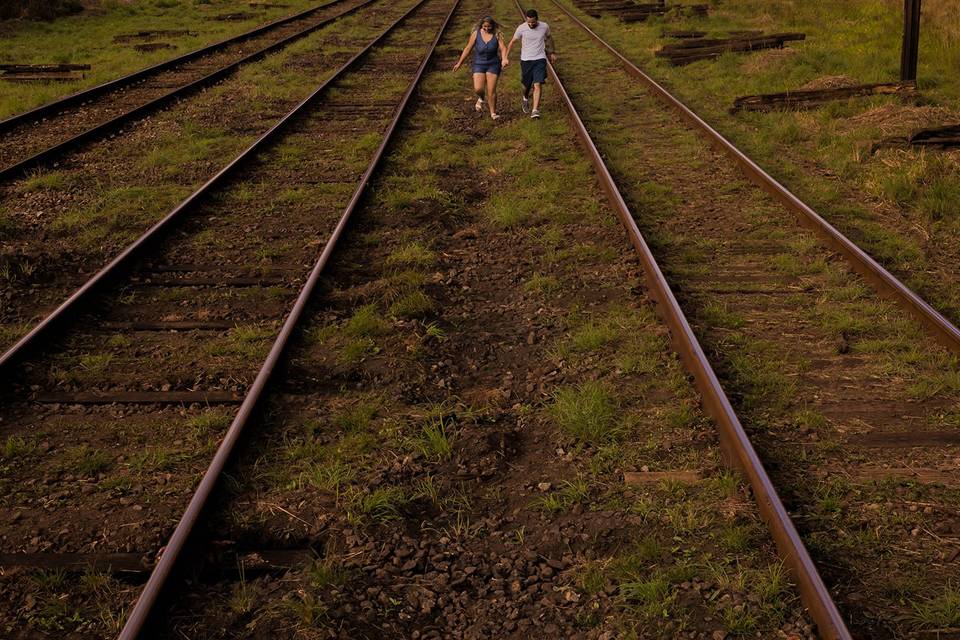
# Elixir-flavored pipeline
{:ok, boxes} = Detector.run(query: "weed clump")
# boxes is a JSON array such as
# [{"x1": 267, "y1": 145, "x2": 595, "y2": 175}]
[{"x1": 550, "y1": 381, "x2": 620, "y2": 445}]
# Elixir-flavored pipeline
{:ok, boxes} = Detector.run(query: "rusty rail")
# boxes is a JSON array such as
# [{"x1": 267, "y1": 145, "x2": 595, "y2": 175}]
[
  {"x1": 0, "y1": 0, "x2": 343, "y2": 136},
  {"x1": 517, "y1": 2, "x2": 853, "y2": 637},
  {"x1": 0, "y1": 0, "x2": 379, "y2": 182},
  {"x1": 116, "y1": 0, "x2": 459, "y2": 636},
  {"x1": 0, "y1": 0, "x2": 409, "y2": 378},
  {"x1": 550, "y1": 0, "x2": 960, "y2": 357}
]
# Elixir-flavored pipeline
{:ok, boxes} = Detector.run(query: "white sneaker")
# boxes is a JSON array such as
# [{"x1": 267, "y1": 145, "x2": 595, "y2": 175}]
[
  {"x1": 530, "y1": 109, "x2": 541, "y2": 119},
  {"x1": 522, "y1": 96, "x2": 530, "y2": 114},
  {"x1": 475, "y1": 97, "x2": 484, "y2": 112}
]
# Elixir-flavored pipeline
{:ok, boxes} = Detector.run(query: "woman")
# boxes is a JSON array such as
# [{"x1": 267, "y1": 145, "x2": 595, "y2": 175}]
[{"x1": 452, "y1": 16, "x2": 509, "y2": 120}]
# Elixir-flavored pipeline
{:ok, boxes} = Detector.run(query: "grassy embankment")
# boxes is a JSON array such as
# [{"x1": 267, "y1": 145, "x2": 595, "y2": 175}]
[
  {"x1": 558, "y1": 0, "x2": 960, "y2": 321},
  {"x1": 0, "y1": 0, "x2": 320, "y2": 119}
]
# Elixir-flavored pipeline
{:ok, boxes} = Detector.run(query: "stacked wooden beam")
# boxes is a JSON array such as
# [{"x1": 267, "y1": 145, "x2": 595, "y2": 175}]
[
  {"x1": 873, "y1": 123, "x2": 960, "y2": 152},
  {"x1": 662, "y1": 30, "x2": 706, "y2": 39},
  {"x1": 112, "y1": 29, "x2": 197, "y2": 44},
  {"x1": 0, "y1": 63, "x2": 89, "y2": 82},
  {"x1": 731, "y1": 82, "x2": 918, "y2": 113},
  {"x1": 908, "y1": 124, "x2": 960, "y2": 148},
  {"x1": 572, "y1": 0, "x2": 707, "y2": 22},
  {"x1": 655, "y1": 32, "x2": 805, "y2": 65}
]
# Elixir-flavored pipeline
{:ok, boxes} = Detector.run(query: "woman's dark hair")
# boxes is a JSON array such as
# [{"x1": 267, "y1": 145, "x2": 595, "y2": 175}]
[
  {"x1": 525, "y1": 8, "x2": 538, "y2": 18},
  {"x1": 475, "y1": 15, "x2": 499, "y2": 34}
]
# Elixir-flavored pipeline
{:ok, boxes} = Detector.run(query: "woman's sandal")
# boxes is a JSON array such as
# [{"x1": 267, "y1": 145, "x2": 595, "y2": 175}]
[
  {"x1": 475, "y1": 98, "x2": 484, "y2": 112},
  {"x1": 490, "y1": 113, "x2": 501, "y2": 120}
]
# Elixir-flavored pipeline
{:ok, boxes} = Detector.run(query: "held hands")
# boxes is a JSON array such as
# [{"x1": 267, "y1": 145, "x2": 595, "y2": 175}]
[
  {"x1": 502, "y1": 57, "x2": 510, "y2": 67},
  {"x1": 549, "y1": 53, "x2": 557, "y2": 64}
]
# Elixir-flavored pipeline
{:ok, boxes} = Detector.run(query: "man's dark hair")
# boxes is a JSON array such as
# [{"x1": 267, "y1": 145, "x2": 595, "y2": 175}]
[{"x1": 525, "y1": 8, "x2": 538, "y2": 18}]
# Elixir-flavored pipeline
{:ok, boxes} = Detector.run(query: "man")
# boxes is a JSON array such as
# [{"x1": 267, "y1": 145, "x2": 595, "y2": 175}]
[{"x1": 505, "y1": 8, "x2": 557, "y2": 119}]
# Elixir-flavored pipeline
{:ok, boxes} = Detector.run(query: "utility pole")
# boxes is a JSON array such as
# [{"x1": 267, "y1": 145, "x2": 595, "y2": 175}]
[{"x1": 900, "y1": 0, "x2": 921, "y2": 82}]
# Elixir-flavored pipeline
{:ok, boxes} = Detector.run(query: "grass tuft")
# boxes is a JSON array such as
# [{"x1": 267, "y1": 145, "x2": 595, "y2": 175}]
[{"x1": 550, "y1": 381, "x2": 620, "y2": 445}]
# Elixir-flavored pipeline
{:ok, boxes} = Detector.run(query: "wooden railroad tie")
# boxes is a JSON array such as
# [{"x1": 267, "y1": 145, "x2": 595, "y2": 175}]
[
  {"x1": 875, "y1": 123, "x2": 960, "y2": 151},
  {"x1": 655, "y1": 32, "x2": 806, "y2": 65},
  {"x1": 133, "y1": 42, "x2": 175, "y2": 53},
  {"x1": 662, "y1": 30, "x2": 706, "y2": 39},
  {"x1": 0, "y1": 549, "x2": 314, "y2": 576},
  {"x1": 731, "y1": 81, "x2": 918, "y2": 114},
  {"x1": 572, "y1": 0, "x2": 707, "y2": 21},
  {"x1": 0, "y1": 63, "x2": 90, "y2": 83},
  {"x1": 112, "y1": 29, "x2": 197, "y2": 43},
  {"x1": 206, "y1": 11, "x2": 259, "y2": 21}
]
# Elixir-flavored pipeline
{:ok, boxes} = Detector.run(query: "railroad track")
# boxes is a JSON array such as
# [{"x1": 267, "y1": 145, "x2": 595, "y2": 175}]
[
  {"x1": 536, "y1": 1, "x2": 960, "y2": 637},
  {"x1": 0, "y1": 0, "x2": 458, "y2": 634},
  {"x1": 0, "y1": 0, "x2": 378, "y2": 182},
  {"x1": 108, "y1": 0, "x2": 819, "y2": 636},
  {"x1": 0, "y1": 0, "x2": 420, "y2": 358}
]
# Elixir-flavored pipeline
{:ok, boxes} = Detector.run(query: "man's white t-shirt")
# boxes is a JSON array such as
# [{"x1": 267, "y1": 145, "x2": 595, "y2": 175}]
[{"x1": 513, "y1": 21, "x2": 550, "y2": 61}]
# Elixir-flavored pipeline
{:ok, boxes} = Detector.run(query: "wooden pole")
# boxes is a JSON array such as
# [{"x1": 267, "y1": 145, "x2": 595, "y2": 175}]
[{"x1": 900, "y1": 0, "x2": 921, "y2": 82}]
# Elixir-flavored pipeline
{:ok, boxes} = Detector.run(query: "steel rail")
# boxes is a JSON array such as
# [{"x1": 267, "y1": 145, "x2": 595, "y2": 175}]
[
  {"x1": 117, "y1": 0, "x2": 459, "y2": 636},
  {"x1": 513, "y1": 3, "x2": 852, "y2": 638},
  {"x1": 0, "y1": 0, "x2": 379, "y2": 182},
  {"x1": 550, "y1": 0, "x2": 960, "y2": 356},
  {"x1": 0, "y1": 0, "x2": 421, "y2": 378},
  {"x1": 0, "y1": 0, "x2": 343, "y2": 136}
]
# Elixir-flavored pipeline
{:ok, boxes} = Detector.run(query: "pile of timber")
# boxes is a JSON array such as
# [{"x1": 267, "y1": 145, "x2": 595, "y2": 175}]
[
  {"x1": 908, "y1": 124, "x2": 960, "y2": 148},
  {"x1": 0, "y1": 63, "x2": 89, "y2": 82},
  {"x1": 572, "y1": 0, "x2": 707, "y2": 22},
  {"x1": 655, "y1": 32, "x2": 805, "y2": 65},
  {"x1": 876, "y1": 123, "x2": 960, "y2": 151},
  {"x1": 206, "y1": 11, "x2": 259, "y2": 21},
  {"x1": 662, "y1": 30, "x2": 706, "y2": 39},
  {"x1": 113, "y1": 29, "x2": 197, "y2": 43},
  {"x1": 133, "y1": 42, "x2": 176, "y2": 52},
  {"x1": 732, "y1": 82, "x2": 918, "y2": 114}
]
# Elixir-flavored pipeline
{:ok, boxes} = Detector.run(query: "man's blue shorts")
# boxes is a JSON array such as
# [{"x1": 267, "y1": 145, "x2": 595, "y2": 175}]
[
  {"x1": 472, "y1": 61, "x2": 502, "y2": 75},
  {"x1": 520, "y1": 58, "x2": 547, "y2": 87}
]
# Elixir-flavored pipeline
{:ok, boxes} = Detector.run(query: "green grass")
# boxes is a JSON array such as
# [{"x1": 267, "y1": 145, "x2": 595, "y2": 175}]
[
  {"x1": 415, "y1": 414, "x2": 452, "y2": 460},
  {"x1": 206, "y1": 324, "x2": 273, "y2": 358},
  {"x1": 523, "y1": 272, "x2": 562, "y2": 295},
  {"x1": 354, "y1": 486, "x2": 408, "y2": 522},
  {"x1": 389, "y1": 290, "x2": 434, "y2": 319},
  {"x1": 62, "y1": 445, "x2": 113, "y2": 476},
  {"x1": 913, "y1": 584, "x2": 960, "y2": 629},
  {"x1": 550, "y1": 381, "x2": 620, "y2": 445},
  {"x1": 569, "y1": 320, "x2": 619, "y2": 352},
  {"x1": 339, "y1": 337, "x2": 377, "y2": 363},
  {"x1": 332, "y1": 399, "x2": 379, "y2": 433},
  {"x1": 532, "y1": 477, "x2": 590, "y2": 513},
  {"x1": 2, "y1": 435, "x2": 35, "y2": 459},
  {"x1": 344, "y1": 304, "x2": 389, "y2": 338},
  {"x1": 0, "y1": 0, "x2": 319, "y2": 119},
  {"x1": 385, "y1": 242, "x2": 436, "y2": 269}
]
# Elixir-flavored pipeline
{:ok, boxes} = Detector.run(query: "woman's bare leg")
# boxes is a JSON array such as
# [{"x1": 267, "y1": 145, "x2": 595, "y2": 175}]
[
  {"x1": 472, "y1": 73, "x2": 485, "y2": 104},
  {"x1": 485, "y1": 72, "x2": 499, "y2": 115}
]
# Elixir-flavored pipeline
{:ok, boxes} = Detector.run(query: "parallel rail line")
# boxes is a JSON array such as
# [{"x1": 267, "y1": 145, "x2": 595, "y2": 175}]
[
  {"x1": 0, "y1": 0, "x2": 334, "y2": 135},
  {"x1": 550, "y1": 0, "x2": 960, "y2": 357},
  {"x1": 0, "y1": 0, "x2": 376, "y2": 182},
  {"x1": 514, "y1": 1, "x2": 853, "y2": 637},
  {"x1": 0, "y1": 0, "x2": 458, "y2": 635},
  {"x1": 119, "y1": 0, "x2": 459, "y2": 634}
]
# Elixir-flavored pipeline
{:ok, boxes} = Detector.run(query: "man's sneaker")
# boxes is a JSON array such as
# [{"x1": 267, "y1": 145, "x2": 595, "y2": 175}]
[
  {"x1": 530, "y1": 109, "x2": 541, "y2": 119},
  {"x1": 475, "y1": 97, "x2": 484, "y2": 112},
  {"x1": 522, "y1": 96, "x2": 530, "y2": 114}
]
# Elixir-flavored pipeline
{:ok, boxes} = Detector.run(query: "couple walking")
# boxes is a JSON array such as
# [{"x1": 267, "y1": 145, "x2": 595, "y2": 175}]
[{"x1": 452, "y1": 9, "x2": 557, "y2": 120}]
